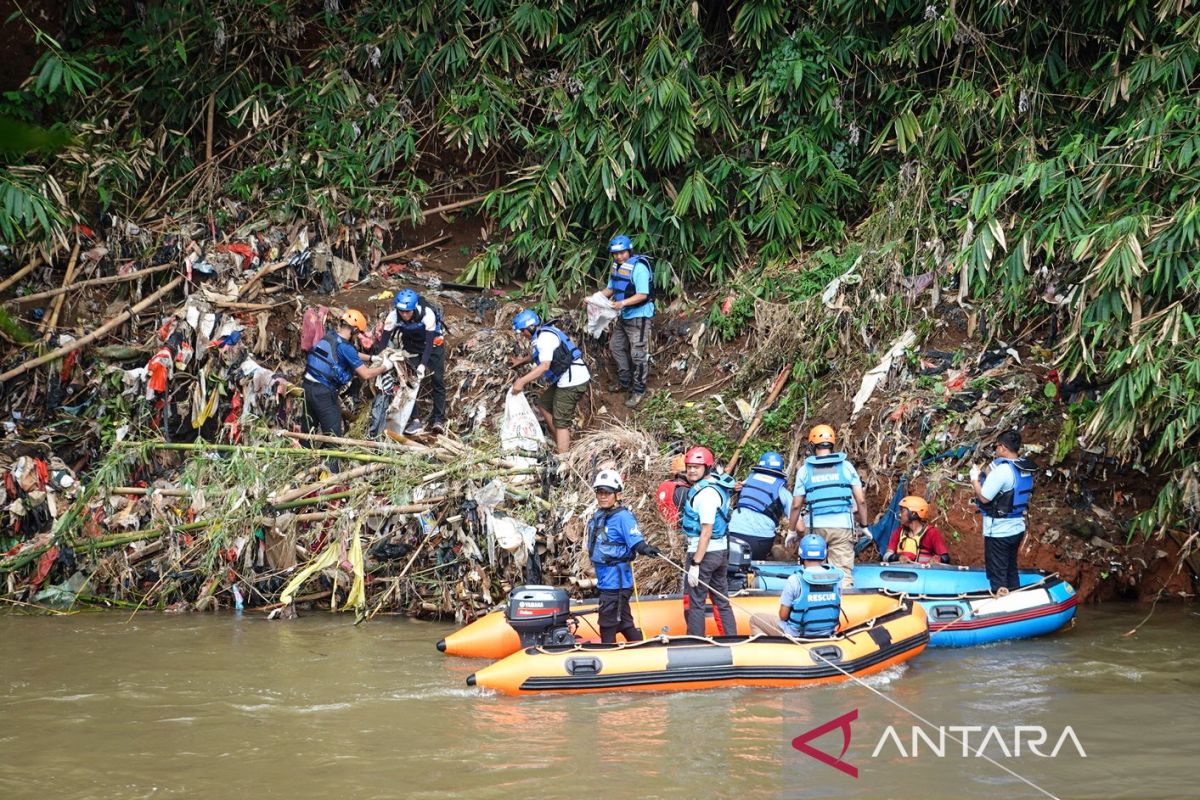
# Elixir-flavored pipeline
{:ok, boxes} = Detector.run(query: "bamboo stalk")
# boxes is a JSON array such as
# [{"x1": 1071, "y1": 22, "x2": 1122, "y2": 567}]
[
  {"x1": 257, "y1": 500, "x2": 443, "y2": 526},
  {"x1": 0, "y1": 257, "x2": 41, "y2": 294},
  {"x1": 275, "y1": 429, "x2": 422, "y2": 452},
  {"x1": 0, "y1": 277, "x2": 183, "y2": 383},
  {"x1": 141, "y1": 440, "x2": 412, "y2": 466},
  {"x1": 110, "y1": 486, "x2": 193, "y2": 497},
  {"x1": 11, "y1": 263, "x2": 172, "y2": 304},
  {"x1": 380, "y1": 233, "x2": 453, "y2": 263},
  {"x1": 43, "y1": 241, "x2": 81, "y2": 332},
  {"x1": 726, "y1": 367, "x2": 791, "y2": 472},
  {"x1": 236, "y1": 259, "x2": 288, "y2": 300},
  {"x1": 270, "y1": 490, "x2": 355, "y2": 511},
  {"x1": 269, "y1": 462, "x2": 386, "y2": 505}
]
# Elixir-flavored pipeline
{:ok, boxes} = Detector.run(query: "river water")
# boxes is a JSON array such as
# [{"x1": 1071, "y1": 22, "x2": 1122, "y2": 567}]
[{"x1": 1, "y1": 604, "x2": 1197, "y2": 800}]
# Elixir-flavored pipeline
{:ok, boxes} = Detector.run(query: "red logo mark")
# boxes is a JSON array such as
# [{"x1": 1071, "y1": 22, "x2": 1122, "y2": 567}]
[{"x1": 791, "y1": 709, "x2": 858, "y2": 778}]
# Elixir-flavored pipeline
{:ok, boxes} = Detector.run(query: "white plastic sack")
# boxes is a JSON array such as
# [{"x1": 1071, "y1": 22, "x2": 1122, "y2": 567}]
[
  {"x1": 488, "y1": 511, "x2": 537, "y2": 568},
  {"x1": 585, "y1": 291, "x2": 619, "y2": 338},
  {"x1": 501, "y1": 391, "x2": 545, "y2": 452}
]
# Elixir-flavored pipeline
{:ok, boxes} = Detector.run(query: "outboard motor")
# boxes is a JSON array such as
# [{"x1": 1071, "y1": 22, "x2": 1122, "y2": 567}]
[
  {"x1": 504, "y1": 585, "x2": 575, "y2": 648},
  {"x1": 727, "y1": 540, "x2": 753, "y2": 593}
]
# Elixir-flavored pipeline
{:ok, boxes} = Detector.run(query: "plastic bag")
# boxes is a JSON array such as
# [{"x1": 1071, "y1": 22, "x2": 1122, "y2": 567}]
[
  {"x1": 500, "y1": 391, "x2": 545, "y2": 452},
  {"x1": 585, "y1": 292, "x2": 619, "y2": 338}
]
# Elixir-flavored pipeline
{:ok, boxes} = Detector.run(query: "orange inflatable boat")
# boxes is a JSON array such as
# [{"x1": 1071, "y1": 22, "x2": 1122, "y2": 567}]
[
  {"x1": 467, "y1": 593, "x2": 927, "y2": 695},
  {"x1": 438, "y1": 591, "x2": 785, "y2": 660}
]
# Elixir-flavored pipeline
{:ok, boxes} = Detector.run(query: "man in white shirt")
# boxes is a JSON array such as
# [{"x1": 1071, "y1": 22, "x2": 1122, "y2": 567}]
[{"x1": 509, "y1": 310, "x2": 591, "y2": 453}]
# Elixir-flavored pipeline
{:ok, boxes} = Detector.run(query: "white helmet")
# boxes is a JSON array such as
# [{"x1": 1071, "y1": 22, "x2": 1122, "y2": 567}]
[{"x1": 592, "y1": 469, "x2": 623, "y2": 493}]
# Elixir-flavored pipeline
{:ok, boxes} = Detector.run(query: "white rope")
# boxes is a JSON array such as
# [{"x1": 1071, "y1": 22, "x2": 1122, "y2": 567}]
[{"x1": 656, "y1": 553, "x2": 1064, "y2": 800}]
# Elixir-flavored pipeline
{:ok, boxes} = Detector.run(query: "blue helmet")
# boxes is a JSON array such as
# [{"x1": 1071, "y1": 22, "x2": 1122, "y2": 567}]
[
  {"x1": 756, "y1": 451, "x2": 785, "y2": 473},
  {"x1": 608, "y1": 234, "x2": 632, "y2": 253},
  {"x1": 512, "y1": 309, "x2": 541, "y2": 332},
  {"x1": 394, "y1": 289, "x2": 419, "y2": 312},
  {"x1": 799, "y1": 534, "x2": 827, "y2": 561}
]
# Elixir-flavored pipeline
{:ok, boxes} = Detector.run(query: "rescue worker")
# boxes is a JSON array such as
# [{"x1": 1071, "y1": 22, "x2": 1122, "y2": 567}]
[
  {"x1": 655, "y1": 453, "x2": 689, "y2": 528},
  {"x1": 587, "y1": 469, "x2": 661, "y2": 643},
  {"x1": 599, "y1": 234, "x2": 654, "y2": 407},
  {"x1": 882, "y1": 496, "x2": 951, "y2": 564},
  {"x1": 377, "y1": 288, "x2": 447, "y2": 435},
  {"x1": 788, "y1": 425, "x2": 870, "y2": 589},
  {"x1": 679, "y1": 446, "x2": 737, "y2": 637},
  {"x1": 302, "y1": 309, "x2": 387, "y2": 439},
  {"x1": 728, "y1": 451, "x2": 792, "y2": 560},
  {"x1": 750, "y1": 534, "x2": 844, "y2": 638},
  {"x1": 509, "y1": 310, "x2": 590, "y2": 453},
  {"x1": 970, "y1": 429, "x2": 1036, "y2": 595}
]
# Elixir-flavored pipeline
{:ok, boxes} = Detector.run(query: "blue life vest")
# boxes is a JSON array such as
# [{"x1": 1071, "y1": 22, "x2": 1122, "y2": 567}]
[
  {"x1": 680, "y1": 474, "x2": 733, "y2": 541},
  {"x1": 800, "y1": 453, "x2": 854, "y2": 522},
  {"x1": 609, "y1": 255, "x2": 653, "y2": 310},
  {"x1": 305, "y1": 331, "x2": 352, "y2": 388},
  {"x1": 787, "y1": 565, "x2": 844, "y2": 637},
  {"x1": 980, "y1": 458, "x2": 1036, "y2": 519},
  {"x1": 533, "y1": 324, "x2": 584, "y2": 385},
  {"x1": 396, "y1": 299, "x2": 444, "y2": 352},
  {"x1": 735, "y1": 468, "x2": 787, "y2": 524},
  {"x1": 587, "y1": 507, "x2": 636, "y2": 566}
]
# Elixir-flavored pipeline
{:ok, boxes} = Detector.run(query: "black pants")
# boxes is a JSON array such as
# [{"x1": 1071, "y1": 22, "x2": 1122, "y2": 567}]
[
  {"x1": 984, "y1": 533, "x2": 1024, "y2": 591},
  {"x1": 730, "y1": 534, "x2": 776, "y2": 561},
  {"x1": 598, "y1": 588, "x2": 644, "y2": 644},
  {"x1": 408, "y1": 343, "x2": 446, "y2": 425},
  {"x1": 303, "y1": 380, "x2": 344, "y2": 437},
  {"x1": 684, "y1": 550, "x2": 738, "y2": 636}
]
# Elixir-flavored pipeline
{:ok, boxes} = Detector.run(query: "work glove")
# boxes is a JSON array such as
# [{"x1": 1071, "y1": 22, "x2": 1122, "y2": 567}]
[
  {"x1": 379, "y1": 373, "x2": 396, "y2": 393},
  {"x1": 857, "y1": 525, "x2": 872, "y2": 541},
  {"x1": 634, "y1": 541, "x2": 661, "y2": 558},
  {"x1": 784, "y1": 531, "x2": 798, "y2": 548},
  {"x1": 687, "y1": 564, "x2": 701, "y2": 588},
  {"x1": 416, "y1": 364, "x2": 427, "y2": 380},
  {"x1": 969, "y1": 463, "x2": 981, "y2": 482}
]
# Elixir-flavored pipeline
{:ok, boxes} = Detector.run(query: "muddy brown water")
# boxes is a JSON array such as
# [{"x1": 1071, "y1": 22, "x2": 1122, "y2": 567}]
[{"x1": 1, "y1": 604, "x2": 1197, "y2": 800}]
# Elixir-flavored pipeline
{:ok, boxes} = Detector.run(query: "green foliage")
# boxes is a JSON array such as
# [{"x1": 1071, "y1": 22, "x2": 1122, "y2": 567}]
[
  {"x1": 639, "y1": 391, "x2": 737, "y2": 462},
  {"x1": 708, "y1": 294, "x2": 756, "y2": 342}
]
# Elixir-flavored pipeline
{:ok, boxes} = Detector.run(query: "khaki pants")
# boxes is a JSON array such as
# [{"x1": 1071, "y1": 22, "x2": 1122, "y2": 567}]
[
  {"x1": 750, "y1": 612, "x2": 789, "y2": 637},
  {"x1": 814, "y1": 526, "x2": 855, "y2": 588}
]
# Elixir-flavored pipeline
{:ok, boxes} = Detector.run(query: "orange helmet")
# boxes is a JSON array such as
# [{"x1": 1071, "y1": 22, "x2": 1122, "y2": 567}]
[
  {"x1": 898, "y1": 496, "x2": 930, "y2": 521},
  {"x1": 684, "y1": 446, "x2": 714, "y2": 467},
  {"x1": 340, "y1": 309, "x2": 368, "y2": 333},
  {"x1": 669, "y1": 453, "x2": 686, "y2": 475},
  {"x1": 808, "y1": 424, "x2": 836, "y2": 446}
]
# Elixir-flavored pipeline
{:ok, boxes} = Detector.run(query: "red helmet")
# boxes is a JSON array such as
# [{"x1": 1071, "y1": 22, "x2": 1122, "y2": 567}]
[{"x1": 684, "y1": 446, "x2": 714, "y2": 467}]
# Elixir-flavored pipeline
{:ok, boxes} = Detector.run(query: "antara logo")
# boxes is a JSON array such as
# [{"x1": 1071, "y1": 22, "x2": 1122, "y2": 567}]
[{"x1": 792, "y1": 710, "x2": 1087, "y2": 777}]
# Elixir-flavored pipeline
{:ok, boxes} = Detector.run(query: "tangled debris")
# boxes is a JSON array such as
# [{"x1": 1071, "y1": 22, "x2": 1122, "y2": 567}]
[{"x1": 0, "y1": 221, "x2": 694, "y2": 619}]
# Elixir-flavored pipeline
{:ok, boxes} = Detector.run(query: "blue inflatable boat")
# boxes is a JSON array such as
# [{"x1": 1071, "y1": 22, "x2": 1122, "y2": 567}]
[{"x1": 750, "y1": 563, "x2": 1077, "y2": 648}]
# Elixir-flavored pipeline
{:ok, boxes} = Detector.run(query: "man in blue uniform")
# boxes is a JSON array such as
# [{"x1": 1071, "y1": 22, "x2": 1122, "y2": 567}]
[
  {"x1": 303, "y1": 309, "x2": 387, "y2": 439},
  {"x1": 377, "y1": 288, "x2": 447, "y2": 435},
  {"x1": 788, "y1": 424, "x2": 870, "y2": 589},
  {"x1": 599, "y1": 234, "x2": 654, "y2": 408},
  {"x1": 750, "y1": 534, "x2": 844, "y2": 638},
  {"x1": 587, "y1": 469, "x2": 660, "y2": 643},
  {"x1": 729, "y1": 451, "x2": 792, "y2": 560},
  {"x1": 970, "y1": 429, "x2": 1036, "y2": 594}
]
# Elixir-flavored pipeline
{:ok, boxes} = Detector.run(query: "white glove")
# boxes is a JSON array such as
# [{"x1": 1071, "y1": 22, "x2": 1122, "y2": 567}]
[
  {"x1": 416, "y1": 364, "x2": 427, "y2": 380},
  {"x1": 969, "y1": 464, "x2": 981, "y2": 482},
  {"x1": 687, "y1": 564, "x2": 701, "y2": 588},
  {"x1": 784, "y1": 531, "x2": 798, "y2": 548},
  {"x1": 857, "y1": 525, "x2": 872, "y2": 540}
]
